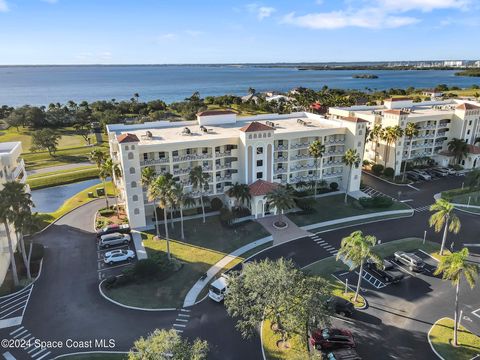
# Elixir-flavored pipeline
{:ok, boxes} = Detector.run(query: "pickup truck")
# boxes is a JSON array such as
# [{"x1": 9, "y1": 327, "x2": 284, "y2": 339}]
[{"x1": 366, "y1": 259, "x2": 404, "y2": 283}]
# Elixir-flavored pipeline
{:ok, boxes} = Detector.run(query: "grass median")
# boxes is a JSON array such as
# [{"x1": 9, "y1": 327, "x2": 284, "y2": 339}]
[
  {"x1": 27, "y1": 166, "x2": 99, "y2": 189},
  {"x1": 262, "y1": 319, "x2": 309, "y2": 360},
  {"x1": 429, "y1": 318, "x2": 480, "y2": 360},
  {"x1": 102, "y1": 216, "x2": 270, "y2": 309}
]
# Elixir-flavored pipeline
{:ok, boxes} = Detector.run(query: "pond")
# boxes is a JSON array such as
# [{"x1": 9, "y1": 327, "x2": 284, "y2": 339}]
[{"x1": 31, "y1": 178, "x2": 101, "y2": 213}]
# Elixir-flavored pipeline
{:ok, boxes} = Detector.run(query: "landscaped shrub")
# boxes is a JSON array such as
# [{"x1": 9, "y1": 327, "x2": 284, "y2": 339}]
[
  {"x1": 383, "y1": 167, "x2": 394, "y2": 178},
  {"x1": 371, "y1": 164, "x2": 384, "y2": 175},
  {"x1": 210, "y1": 197, "x2": 223, "y2": 211},
  {"x1": 359, "y1": 196, "x2": 394, "y2": 208},
  {"x1": 132, "y1": 259, "x2": 160, "y2": 279},
  {"x1": 295, "y1": 197, "x2": 316, "y2": 212},
  {"x1": 452, "y1": 164, "x2": 464, "y2": 171},
  {"x1": 104, "y1": 276, "x2": 117, "y2": 289},
  {"x1": 232, "y1": 207, "x2": 251, "y2": 218},
  {"x1": 219, "y1": 207, "x2": 234, "y2": 225},
  {"x1": 329, "y1": 182, "x2": 339, "y2": 191},
  {"x1": 362, "y1": 160, "x2": 371, "y2": 167},
  {"x1": 99, "y1": 208, "x2": 115, "y2": 216},
  {"x1": 351, "y1": 199, "x2": 364, "y2": 210}
]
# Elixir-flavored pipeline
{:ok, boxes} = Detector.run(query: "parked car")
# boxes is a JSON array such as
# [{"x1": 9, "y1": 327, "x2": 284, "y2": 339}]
[
  {"x1": 96, "y1": 224, "x2": 131, "y2": 238},
  {"x1": 424, "y1": 169, "x2": 440, "y2": 178},
  {"x1": 431, "y1": 168, "x2": 449, "y2": 177},
  {"x1": 366, "y1": 259, "x2": 405, "y2": 283},
  {"x1": 309, "y1": 328, "x2": 355, "y2": 350},
  {"x1": 394, "y1": 251, "x2": 425, "y2": 272},
  {"x1": 442, "y1": 167, "x2": 457, "y2": 175},
  {"x1": 324, "y1": 348, "x2": 362, "y2": 360},
  {"x1": 99, "y1": 232, "x2": 131, "y2": 248},
  {"x1": 411, "y1": 169, "x2": 432, "y2": 181},
  {"x1": 104, "y1": 249, "x2": 135, "y2": 265},
  {"x1": 326, "y1": 296, "x2": 355, "y2": 317},
  {"x1": 406, "y1": 171, "x2": 420, "y2": 181}
]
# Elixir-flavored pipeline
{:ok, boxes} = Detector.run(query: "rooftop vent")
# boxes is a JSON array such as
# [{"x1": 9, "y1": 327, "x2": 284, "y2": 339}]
[
  {"x1": 200, "y1": 125, "x2": 209, "y2": 133},
  {"x1": 182, "y1": 127, "x2": 191, "y2": 135},
  {"x1": 265, "y1": 121, "x2": 275, "y2": 128},
  {"x1": 146, "y1": 130, "x2": 152, "y2": 138}
]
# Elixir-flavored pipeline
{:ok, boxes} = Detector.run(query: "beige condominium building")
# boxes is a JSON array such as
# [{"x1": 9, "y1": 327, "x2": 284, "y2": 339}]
[
  {"x1": 0, "y1": 142, "x2": 27, "y2": 285},
  {"x1": 107, "y1": 111, "x2": 367, "y2": 228},
  {"x1": 330, "y1": 98, "x2": 480, "y2": 175}
]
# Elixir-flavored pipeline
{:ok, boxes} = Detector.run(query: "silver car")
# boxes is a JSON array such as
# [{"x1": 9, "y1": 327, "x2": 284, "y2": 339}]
[
  {"x1": 99, "y1": 232, "x2": 131, "y2": 248},
  {"x1": 411, "y1": 169, "x2": 432, "y2": 181},
  {"x1": 394, "y1": 251, "x2": 425, "y2": 272}
]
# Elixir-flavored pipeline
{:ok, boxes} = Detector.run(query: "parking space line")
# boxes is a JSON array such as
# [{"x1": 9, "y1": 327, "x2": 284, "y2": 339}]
[
  {"x1": 173, "y1": 329, "x2": 183, "y2": 333},
  {"x1": 97, "y1": 263, "x2": 133, "y2": 272},
  {"x1": 471, "y1": 308, "x2": 480, "y2": 319},
  {"x1": 180, "y1": 309, "x2": 191, "y2": 312},
  {"x1": 96, "y1": 244, "x2": 130, "y2": 254},
  {"x1": 392, "y1": 262, "x2": 415, "y2": 276},
  {"x1": 330, "y1": 315, "x2": 355, "y2": 325}
]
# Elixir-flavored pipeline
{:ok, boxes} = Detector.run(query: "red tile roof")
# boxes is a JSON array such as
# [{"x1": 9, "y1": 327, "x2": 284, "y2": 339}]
[
  {"x1": 385, "y1": 97, "x2": 412, "y2": 102},
  {"x1": 197, "y1": 110, "x2": 237, "y2": 116},
  {"x1": 456, "y1": 103, "x2": 480, "y2": 110},
  {"x1": 239, "y1": 121, "x2": 275, "y2": 132},
  {"x1": 467, "y1": 144, "x2": 480, "y2": 154},
  {"x1": 117, "y1": 133, "x2": 139, "y2": 143},
  {"x1": 248, "y1": 180, "x2": 279, "y2": 197}
]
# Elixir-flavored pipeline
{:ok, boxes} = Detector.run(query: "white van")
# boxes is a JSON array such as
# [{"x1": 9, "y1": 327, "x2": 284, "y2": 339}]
[{"x1": 209, "y1": 275, "x2": 229, "y2": 302}]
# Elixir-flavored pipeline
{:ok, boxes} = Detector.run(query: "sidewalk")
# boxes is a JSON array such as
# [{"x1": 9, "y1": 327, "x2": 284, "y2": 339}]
[
  {"x1": 256, "y1": 215, "x2": 310, "y2": 245},
  {"x1": 182, "y1": 235, "x2": 273, "y2": 307}
]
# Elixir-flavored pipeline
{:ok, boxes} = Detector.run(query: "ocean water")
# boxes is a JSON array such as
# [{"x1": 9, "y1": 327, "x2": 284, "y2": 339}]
[{"x1": 0, "y1": 65, "x2": 479, "y2": 106}]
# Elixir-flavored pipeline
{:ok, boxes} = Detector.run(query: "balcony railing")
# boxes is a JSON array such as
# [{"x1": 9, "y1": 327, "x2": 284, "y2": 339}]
[
  {"x1": 11, "y1": 158, "x2": 25, "y2": 181},
  {"x1": 275, "y1": 144, "x2": 288, "y2": 151},
  {"x1": 291, "y1": 142, "x2": 310, "y2": 150},
  {"x1": 172, "y1": 153, "x2": 212, "y2": 162},
  {"x1": 274, "y1": 157, "x2": 288, "y2": 163},
  {"x1": 215, "y1": 150, "x2": 232, "y2": 158},
  {"x1": 290, "y1": 164, "x2": 315, "y2": 172},
  {"x1": 274, "y1": 168, "x2": 288, "y2": 175},
  {"x1": 140, "y1": 158, "x2": 169, "y2": 166},
  {"x1": 290, "y1": 154, "x2": 311, "y2": 161}
]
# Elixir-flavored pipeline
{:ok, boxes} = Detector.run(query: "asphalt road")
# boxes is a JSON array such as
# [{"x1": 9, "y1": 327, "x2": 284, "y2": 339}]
[{"x1": 1, "y1": 174, "x2": 479, "y2": 360}]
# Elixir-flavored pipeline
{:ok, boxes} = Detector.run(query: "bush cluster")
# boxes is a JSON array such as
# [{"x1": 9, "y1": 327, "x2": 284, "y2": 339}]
[
  {"x1": 383, "y1": 167, "x2": 394, "y2": 178},
  {"x1": 371, "y1": 164, "x2": 384, "y2": 175},
  {"x1": 359, "y1": 196, "x2": 394, "y2": 208},
  {"x1": 294, "y1": 197, "x2": 316, "y2": 213}
]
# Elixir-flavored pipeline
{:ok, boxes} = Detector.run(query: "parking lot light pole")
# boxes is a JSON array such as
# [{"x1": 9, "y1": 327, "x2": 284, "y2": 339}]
[
  {"x1": 468, "y1": 196, "x2": 471, "y2": 208},
  {"x1": 345, "y1": 278, "x2": 348, "y2": 295},
  {"x1": 423, "y1": 230, "x2": 427, "y2": 244}
]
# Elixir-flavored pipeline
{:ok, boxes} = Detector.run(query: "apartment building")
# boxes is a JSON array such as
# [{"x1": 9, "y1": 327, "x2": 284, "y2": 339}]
[
  {"x1": 0, "y1": 142, "x2": 27, "y2": 285},
  {"x1": 107, "y1": 111, "x2": 366, "y2": 228},
  {"x1": 329, "y1": 98, "x2": 480, "y2": 175}
]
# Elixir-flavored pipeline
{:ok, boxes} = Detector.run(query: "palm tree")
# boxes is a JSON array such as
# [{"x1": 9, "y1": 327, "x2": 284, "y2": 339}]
[
  {"x1": 89, "y1": 149, "x2": 106, "y2": 169},
  {"x1": 429, "y1": 199, "x2": 461, "y2": 255},
  {"x1": 171, "y1": 183, "x2": 195, "y2": 240},
  {"x1": 434, "y1": 248, "x2": 478, "y2": 346},
  {"x1": 402, "y1": 123, "x2": 420, "y2": 182},
  {"x1": 369, "y1": 124, "x2": 383, "y2": 162},
  {"x1": 145, "y1": 173, "x2": 161, "y2": 239},
  {"x1": 102, "y1": 158, "x2": 122, "y2": 215},
  {"x1": 308, "y1": 140, "x2": 326, "y2": 198},
  {"x1": 226, "y1": 182, "x2": 251, "y2": 208},
  {"x1": 447, "y1": 138, "x2": 469, "y2": 165},
  {"x1": 342, "y1": 149, "x2": 361, "y2": 204},
  {"x1": 265, "y1": 186, "x2": 296, "y2": 221},
  {"x1": 15, "y1": 211, "x2": 40, "y2": 281},
  {"x1": 150, "y1": 174, "x2": 174, "y2": 260},
  {"x1": 336, "y1": 230, "x2": 381, "y2": 302},
  {"x1": 381, "y1": 125, "x2": 404, "y2": 170},
  {"x1": 189, "y1": 166, "x2": 210, "y2": 223}
]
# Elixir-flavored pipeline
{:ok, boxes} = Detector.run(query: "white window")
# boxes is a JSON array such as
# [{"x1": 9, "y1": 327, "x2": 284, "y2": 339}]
[
  {"x1": 134, "y1": 208, "x2": 140, "y2": 215},
  {"x1": 128, "y1": 152, "x2": 134, "y2": 160},
  {"x1": 129, "y1": 167, "x2": 135, "y2": 174},
  {"x1": 131, "y1": 181, "x2": 137, "y2": 188},
  {"x1": 133, "y1": 195, "x2": 138, "y2": 201},
  {"x1": 125, "y1": 145, "x2": 129, "y2": 150}
]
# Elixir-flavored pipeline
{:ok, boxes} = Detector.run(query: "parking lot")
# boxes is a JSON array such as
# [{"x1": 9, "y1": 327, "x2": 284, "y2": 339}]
[{"x1": 96, "y1": 237, "x2": 137, "y2": 281}]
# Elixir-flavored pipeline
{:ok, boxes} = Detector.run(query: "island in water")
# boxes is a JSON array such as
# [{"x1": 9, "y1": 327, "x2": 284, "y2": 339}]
[
  {"x1": 353, "y1": 74, "x2": 379, "y2": 79},
  {"x1": 455, "y1": 69, "x2": 480, "y2": 77}
]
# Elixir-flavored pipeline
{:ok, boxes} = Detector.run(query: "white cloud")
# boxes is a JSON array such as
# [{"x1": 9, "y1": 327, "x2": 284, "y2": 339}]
[
  {"x1": 378, "y1": 0, "x2": 470, "y2": 12},
  {"x1": 0, "y1": 0, "x2": 9, "y2": 12},
  {"x1": 282, "y1": 8, "x2": 419, "y2": 29},
  {"x1": 247, "y1": 4, "x2": 276, "y2": 20},
  {"x1": 41, "y1": 0, "x2": 59, "y2": 3}
]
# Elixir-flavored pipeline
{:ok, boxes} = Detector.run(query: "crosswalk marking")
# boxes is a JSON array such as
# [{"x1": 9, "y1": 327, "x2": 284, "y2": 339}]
[
  {"x1": 175, "y1": 318, "x2": 189, "y2": 322},
  {"x1": 178, "y1": 313, "x2": 190, "y2": 318},
  {"x1": 9, "y1": 326, "x2": 24, "y2": 336},
  {"x1": 35, "y1": 351, "x2": 51, "y2": 360},
  {"x1": 12, "y1": 329, "x2": 28, "y2": 339},
  {"x1": 0, "y1": 285, "x2": 33, "y2": 328},
  {"x1": 173, "y1": 323, "x2": 186, "y2": 328},
  {"x1": 361, "y1": 186, "x2": 396, "y2": 201},
  {"x1": 180, "y1": 308, "x2": 191, "y2": 312},
  {"x1": 414, "y1": 205, "x2": 432, "y2": 212}
]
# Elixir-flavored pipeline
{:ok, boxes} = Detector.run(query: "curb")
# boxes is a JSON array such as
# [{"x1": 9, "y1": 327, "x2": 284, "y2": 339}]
[
  {"x1": 331, "y1": 274, "x2": 368, "y2": 310},
  {"x1": 0, "y1": 257, "x2": 44, "y2": 300},
  {"x1": 260, "y1": 320, "x2": 267, "y2": 360},
  {"x1": 54, "y1": 351, "x2": 129, "y2": 359},
  {"x1": 98, "y1": 278, "x2": 177, "y2": 312},
  {"x1": 427, "y1": 318, "x2": 448, "y2": 360},
  {"x1": 362, "y1": 170, "x2": 413, "y2": 186}
]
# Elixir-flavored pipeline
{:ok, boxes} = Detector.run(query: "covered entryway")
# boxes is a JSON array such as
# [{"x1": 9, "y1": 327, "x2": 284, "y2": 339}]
[{"x1": 248, "y1": 179, "x2": 279, "y2": 218}]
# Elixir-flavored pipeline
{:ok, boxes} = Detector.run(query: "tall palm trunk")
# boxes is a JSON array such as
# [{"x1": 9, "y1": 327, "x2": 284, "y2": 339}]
[
  {"x1": 314, "y1": 162, "x2": 318, "y2": 198},
  {"x1": 384, "y1": 142, "x2": 390, "y2": 167},
  {"x1": 402, "y1": 138, "x2": 413, "y2": 182},
  {"x1": 153, "y1": 203, "x2": 160, "y2": 238},
  {"x1": 344, "y1": 166, "x2": 352, "y2": 204},
  {"x1": 4, "y1": 221, "x2": 19, "y2": 287},
  {"x1": 453, "y1": 281, "x2": 460, "y2": 346},
  {"x1": 354, "y1": 260, "x2": 363, "y2": 302},
  {"x1": 180, "y1": 207, "x2": 185, "y2": 240},
  {"x1": 102, "y1": 178, "x2": 109, "y2": 208},
  {"x1": 163, "y1": 207, "x2": 171, "y2": 260},
  {"x1": 440, "y1": 216, "x2": 449, "y2": 255},
  {"x1": 113, "y1": 186, "x2": 120, "y2": 218},
  {"x1": 16, "y1": 232, "x2": 31, "y2": 281},
  {"x1": 200, "y1": 193, "x2": 206, "y2": 223},
  {"x1": 374, "y1": 140, "x2": 379, "y2": 163},
  {"x1": 170, "y1": 209, "x2": 175, "y2": 230}
]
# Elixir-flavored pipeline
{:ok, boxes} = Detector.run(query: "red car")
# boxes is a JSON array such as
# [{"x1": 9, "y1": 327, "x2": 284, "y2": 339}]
[{"x1": 309, "y1": 328, "x2": 355, "y2": 350}]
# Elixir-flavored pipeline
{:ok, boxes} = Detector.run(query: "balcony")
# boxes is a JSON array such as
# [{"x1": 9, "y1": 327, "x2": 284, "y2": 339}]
[
  {"x1": 290, "y1": 154, "x2": 311, "y2": 161},
  {"x1": 290, "y1": 164, "x2": 315, "y2": 172},
  {"x1": 275, "y1": 144, "x2": 288, "y2": 151},
  {"x1": 140, "y1": 158, "x2": 169, "y2": 166},
  {"x1": 323, "y1": 160, "x2": 343, "y2": 167},
  {"x1": 274, "y1": 157, "x2": 288, "y2": 163},
  {"x1": 325, "y1": 139, "x2": 345, "y2": 145},
  {"x1": 290, "y1": 142, "x2": 310, "y2": 150},
  {"x1": 216, "y1": 161, "x2": 238, "y2": 170},
  {"x1": 274, "y1": 168, "x2": 288, "y2": 175},
  {"x1": 172, "y1": 153, "x2": 212, "y2": 162}
]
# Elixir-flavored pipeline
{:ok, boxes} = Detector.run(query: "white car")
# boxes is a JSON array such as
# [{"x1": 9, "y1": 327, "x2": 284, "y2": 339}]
[
  {"x1": 411, "y1": 169, "x2": 431, "y2": 181},
  {"x1": 104, "y1": 249, "x2": 135, "y2": 265}
]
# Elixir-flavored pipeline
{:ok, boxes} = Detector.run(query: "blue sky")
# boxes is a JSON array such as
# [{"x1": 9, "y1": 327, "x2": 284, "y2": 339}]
[{"x1": 0, "y1": 0, "x2": 478, "y2": 64}]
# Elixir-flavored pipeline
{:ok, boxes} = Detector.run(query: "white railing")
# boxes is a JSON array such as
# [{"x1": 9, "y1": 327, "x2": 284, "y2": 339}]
[{"x1": 140, "y1": 158, "x2": 169, "y2": 166}]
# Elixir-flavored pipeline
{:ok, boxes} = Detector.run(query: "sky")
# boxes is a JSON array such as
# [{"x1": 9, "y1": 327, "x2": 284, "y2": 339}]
[{"x1": 0, "y1": 0, "x2": 479, "y2": 65}]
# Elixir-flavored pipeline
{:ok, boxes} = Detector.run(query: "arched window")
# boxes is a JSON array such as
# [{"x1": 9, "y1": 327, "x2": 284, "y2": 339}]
[
  {"x1": 125, "y1": 145, "x2": 129, "y2": 150},
  {"x1": 133, "y1": 195, "x2": 138, "y2": 201},
  {"x1": 128, "y1": 152, "x2": 134, "y2": 160},
  {"x1": 131, "y1": 181, "x2": 137, "y2": 188},
  {"x1": 131, "y1": 145, "x2": 135, "y2": 150},
  {"x1": 134, "y1": 208, "x2": 140, "y2": 215},
  {"x1": 129, "y1": 167, "x2": 135, "y2": 174}
]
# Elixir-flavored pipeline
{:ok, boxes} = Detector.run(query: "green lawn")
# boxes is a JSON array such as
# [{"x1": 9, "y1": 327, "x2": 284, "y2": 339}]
[
  {"x1": 429, "y1": 318, "x2": 480, "y2": 360},
  {"x1": 308, "y1": 213, "x2": 412, "y2": 233},
  {"x1": 37, "y1": 181, "x2": 114, "y2": 229},
  {"x1": 287, "y1": 194, "x2": 410, "y2": 227},
  {"x1": 59, "y1": 353, "x2": 127, "y2": 360},
  {"x1": 262, "y1": 319, "x2": 309, "y2": 360},
  {"x1": 27, "y1": 166, "x2": 99, "y2": 189},
  {"x1": 104, "y1": 216, "x2": 270, "y2": 308}
]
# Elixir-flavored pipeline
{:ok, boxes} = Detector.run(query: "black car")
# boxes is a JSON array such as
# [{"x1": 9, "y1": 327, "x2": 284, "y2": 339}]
[
  {"x1": 326, "y1": 296, "x2": 354, "y2": 317},
  {"x1": 96, "y1": 224, "x2": 131, "y2": 238},
  {"x1": 325, "y1": 348, "x2": 362, "y2": 360},
  {"x1": 366, "y1": 259, "x2": 404, "y2": 283}
]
